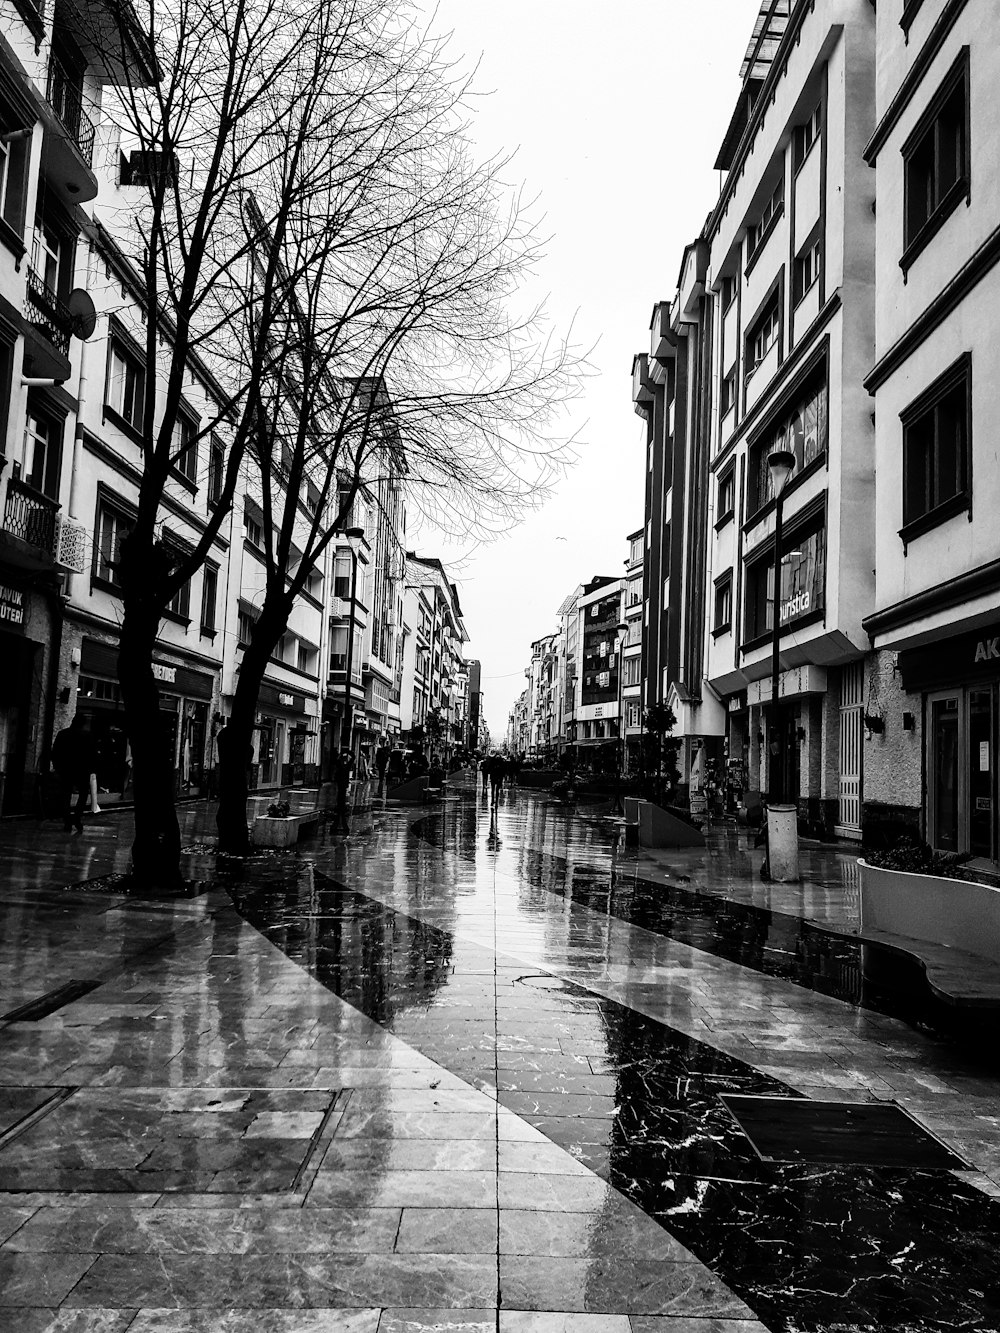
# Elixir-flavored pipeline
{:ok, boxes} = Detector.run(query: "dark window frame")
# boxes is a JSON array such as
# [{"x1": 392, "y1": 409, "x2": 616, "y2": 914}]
[
  {"x1": 713, "y1": 569, "x2": 733, "y2": 636},
  {"x1": 104, "y1": 322, "x2": 147, "y2": 440},
  {"x1": 200, "y1": 562, "x2": 218, "y2": 636},
  {"x1": 716, "y1": 465, "x2": 736, "y2": 530},
  {"x1": 742, "y1": 502, "x2": 827, "y2": 650},
  {"x1": 901, "y1": 48, "x2": 970, "y2": 273},
  {"x1": 92, "y1": 485, "x2": 137, "y2": 592},
  {"x1": 899, "y1": 351, "x2": 972, "y2": 544}
]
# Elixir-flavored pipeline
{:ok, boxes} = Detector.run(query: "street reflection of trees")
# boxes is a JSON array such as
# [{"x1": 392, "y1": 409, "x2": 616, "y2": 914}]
[{"x1": 234, "y1": 861, "x2": 454, "y2": 1029}]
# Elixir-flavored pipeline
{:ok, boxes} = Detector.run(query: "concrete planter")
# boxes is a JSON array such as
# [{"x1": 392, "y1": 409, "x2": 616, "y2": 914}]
[{"x1": 858, "y1": 858, "x2": 1000, "y2": 965}]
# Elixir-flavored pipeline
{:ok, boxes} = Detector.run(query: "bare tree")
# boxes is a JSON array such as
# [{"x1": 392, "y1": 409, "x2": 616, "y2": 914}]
[
  {"x1": 212, "y1": 91, "x2": 583, "y2": 852},
  {"x1": 85, "y1": 0, "x2": 483, "y2": 881}
]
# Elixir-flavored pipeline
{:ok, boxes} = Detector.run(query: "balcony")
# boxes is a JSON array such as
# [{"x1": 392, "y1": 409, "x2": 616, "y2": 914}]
[
  {"x1": 33, "y1": 54, "x2": 98, "y2": 205},
  {"x1": 1, "y1": 478, "x2": 60, "y2": 571},
  {"x1": 47, "y1": 57, "x2": 95, "y2": 167}
]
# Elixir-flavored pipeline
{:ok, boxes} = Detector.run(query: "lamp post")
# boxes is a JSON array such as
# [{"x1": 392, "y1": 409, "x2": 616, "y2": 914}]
[
  {"x1": 340, "y1": 526, "x2": 365, "y2": 760},
  {"x1": 765, "y1": 449, "x2": 798, "y2": 882}
]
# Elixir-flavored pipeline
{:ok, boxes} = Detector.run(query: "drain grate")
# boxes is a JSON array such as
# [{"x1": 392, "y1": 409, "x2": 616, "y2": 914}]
[
  {"x1": 2, "y1": 980, "x2": 100, "y2": 1022},
  {"x1": 721, "y1": 1095, "x2": 970, "y2": 1170}
]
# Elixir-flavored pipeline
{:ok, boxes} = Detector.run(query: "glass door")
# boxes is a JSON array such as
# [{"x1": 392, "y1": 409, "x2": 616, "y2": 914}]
[
  {"x1": 928, "y1": 693, "x2": 961, "y2": 853},
  {"x1": 968, "y1": 687, "x2": 996, "y2": 861}
]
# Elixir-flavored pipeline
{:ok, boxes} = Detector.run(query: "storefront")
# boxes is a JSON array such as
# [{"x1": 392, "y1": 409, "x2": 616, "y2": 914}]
[
  {"x1": 254, "y1": 683, "x2": 315, "y2": 789},
  {"x1": 77, "y1": 639, "x2": 216, "y2": 797},
  {"x1": 898, "y1": 623, "x2": 1000, "y2": 864}
]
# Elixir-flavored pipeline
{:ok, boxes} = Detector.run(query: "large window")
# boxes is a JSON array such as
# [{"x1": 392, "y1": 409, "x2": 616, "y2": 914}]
[
  {"x1": 748, "y1": 359, "x2": 828, "y2": 515},
  {"x1": 94, "y1": 499, "x2": 132, "y2": 587},
  {"x1": 172, "y1": 413, "x2": 198, "y2": 484},
  {"x1": 106, "y1": 339, "x2": 146, "y2": 432},
  {"x1": 903, "y1": 51, "x2": 969, "y2": 265},
  {"x1": 901, "y1": 355, "x2": 971, "y2": 536},
  {"x1": 23, "y1": 405, "x2": 63, "y2": 498},
  {"x1": 745, "y1": 518, "x2": 826, "y2": 642}
]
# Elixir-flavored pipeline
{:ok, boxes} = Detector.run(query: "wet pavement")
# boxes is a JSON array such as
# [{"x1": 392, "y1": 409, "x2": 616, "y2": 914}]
[{"x1": 2, "y1": 780, "x2": 1000, "y2": 1330}]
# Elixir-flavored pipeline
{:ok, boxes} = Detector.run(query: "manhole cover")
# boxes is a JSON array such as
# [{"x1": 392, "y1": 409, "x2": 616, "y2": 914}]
[
  {"x1": 721, "y1": 1095, "x2": 970, "y2": 1170},
  {"x1": 516, "y1": 974, "x2": 571, "y2": 991}
]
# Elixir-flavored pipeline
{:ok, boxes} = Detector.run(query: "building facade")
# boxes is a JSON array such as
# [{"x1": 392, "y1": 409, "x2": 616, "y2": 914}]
[
  {"x1": 860, "y1": 0, "x2": 1000, "y2": 865},
  {"x1": 622, "y1": 529, "x2": 644, "y2": 771}
]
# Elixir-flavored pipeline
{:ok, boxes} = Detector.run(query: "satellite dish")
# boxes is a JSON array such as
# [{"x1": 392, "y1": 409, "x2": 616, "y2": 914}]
[{"x1": 67, "y1": 289, "x2": 98, "y2": 341}]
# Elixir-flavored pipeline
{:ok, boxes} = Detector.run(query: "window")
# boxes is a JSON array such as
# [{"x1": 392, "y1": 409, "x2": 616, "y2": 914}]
[
  {"x1": 748, "y1": 357, "x2": 828, "y2": 513},
  {"x1": 22, "y1": 406, "x2": 62, "y2": 498},
  {"x1": 243, "y1": 510, "x2": 262, "y2": 548},
  {"x1": 717, "y1": 468, "x2": 735, "y2": 524},
  {"x1": 94, "y1": 500, "x2": 132, "y2": 586},
  {"x1": 164, "y1": 543, "x2": 191, "y2": 621},
  {"x1": 744, "y1": 520, "x2": 826, "y2": 642},
  {"x1": 623, "y1": 655, "x2": 641, "y2": 687},
  {"x1": 238, "y1": 606, "x2": 257, "y2": 646},
  {"x1": 297, "y1": 642, "x2": 317, "y2": 675},
  {"x1": 208, "y1": 437, "x2": 224, "y2": 505},
  {"x1": 0, "y1": 105, "x2": 30, "y2": 239},
  {"x1": 329, "y1": 624, "x2": 348, "y2": 671},
  {"x1": 721, "y1": 275, "x2": 737, "y2": 310},
  {"x1": 333, "y1": 553, "x2": 352, "y2": 599},
  {"x1": 793, "y1": 105, "x2": 821, "y2": 171},
  {"x1": 793, "y1": 237, "x2": 822, "y2": 305},
  {"x1": 903, "y1": 52, "x2": 969, "y2": 263},
  {"x1": 201, "y1": 566, "x2": 217, "y2": 633},
  {"x1": 172, "y1": 413, "x2": 198, "y2": 484},
  {"x1": 746, "y1": 178, "x2": 783, "y2": 261},
  {"x1": 106, "y1": 340, "x2": 146, "y2": 432},
  {"x1": 31, "y1": 221, "x2": 62, "y2": 294},
  {"x1": 746, "y1": 295, "x2": 780, "y2": 377},
  {"x1": 721, "y1": 368, "x2": 736, "y2": 417},
  {"x1": 901, "y1": 355, "x2": 971, "y2": 535},
  {"x1": 713, "y1": 572, "x2": 733, "y2": 634}
]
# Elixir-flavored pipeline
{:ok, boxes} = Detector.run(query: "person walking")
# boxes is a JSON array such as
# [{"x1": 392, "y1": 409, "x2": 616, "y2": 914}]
[
  {"x1": 333, "y1": 747, "x2": 355, "y2": 835},
  {"x1": 51, "y1": 715, "x2": 98, "y2": 834},
  {"x1": 375, "y1": 739, "x2": 390, "y2": 795},
  {"x1": 488, "y1": 754, "x2": 505, "y2": 807}
]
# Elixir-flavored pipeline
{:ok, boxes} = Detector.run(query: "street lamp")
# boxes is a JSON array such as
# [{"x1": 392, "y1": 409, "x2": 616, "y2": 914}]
[
  {"x1": 765, "y1": 449, "x2": 798, "y2": 882},
  {"x1": 340, "y1": 526, "x2": 365, "y2": 760}
]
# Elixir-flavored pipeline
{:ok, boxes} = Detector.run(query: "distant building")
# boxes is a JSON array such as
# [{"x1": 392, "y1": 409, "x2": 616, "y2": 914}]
[{"x1": 622, "y1": 530, "x2": 644, "y2": 771}]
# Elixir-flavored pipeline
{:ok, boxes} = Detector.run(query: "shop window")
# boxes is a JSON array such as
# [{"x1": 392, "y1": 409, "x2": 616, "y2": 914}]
[
  {"x1": 0, "y1": 102, "x2": 31, "y2": 242},
  {"x1": 901, "y1": 354, "x2": 971, "y2": 537},
  {"x1": 748, "y1": 358, "x2": 828, "y2": 515},
  {"x1": 744, "y1": 519, "x2": 826, "y2": 643},
  {"x1": 94, "y1": 499, "x2": 132, "y2": 587},
  {"x1": 172, "y1": 412, "x2": 198, "y2": 484},
  {"x1": 745, "y1": 294, "x2": 780, "y2": 379},
  {"x1": 902, "y1": 51, "x2": 969, "y2": 269},
  {"x1": 713, "y1": 571, "x2": 733, "y2": 634},
  {"x1": 105, "y1": 338, "x2": 146, "y2": 434},
  {"x1": 200, "y1": 566, "x2": 217, "y2": 633}
]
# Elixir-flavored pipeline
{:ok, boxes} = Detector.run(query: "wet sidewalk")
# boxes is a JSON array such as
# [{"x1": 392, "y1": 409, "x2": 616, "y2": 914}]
[{"x1": 1, "y1": 786, "x2": 1000, "y2": 1330}]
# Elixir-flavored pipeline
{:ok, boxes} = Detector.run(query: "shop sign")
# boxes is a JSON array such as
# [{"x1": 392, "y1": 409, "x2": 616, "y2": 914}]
[
  {"x1": 899, "y1": 623, "x2": 1000, "y2": 692},
  {"x1": 279, "y1": 693, "x2": 295, "y2": 707},
  {"x1": 152, "y1": 663, "x2": 177, "y2": 684},
  {"x1": 728, "y1": 693, "x2": 746, "y2": 713},
  {"x1": 974, "y1": 637, "x2": 1000, "y2": 663},
  {"x1": 0, "y1": 583, "x2": 25, "y2": 630}
]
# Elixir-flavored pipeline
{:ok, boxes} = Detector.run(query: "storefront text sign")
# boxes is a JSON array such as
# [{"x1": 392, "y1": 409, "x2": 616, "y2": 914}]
[
  {"x1": 0, "y1": 584, "x2": 25, "y2": 629},
  {"x1": 152, "y1": 663, "x2": 177, "y2": 684},
  {"x1": 975, "y1": 637, "x2": 1000, "y2": 663}
]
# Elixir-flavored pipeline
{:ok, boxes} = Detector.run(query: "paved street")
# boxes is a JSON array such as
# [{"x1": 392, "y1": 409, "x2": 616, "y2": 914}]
[{"x1": 2, "y1": 780, "x2": 1000, "y2": 1331}]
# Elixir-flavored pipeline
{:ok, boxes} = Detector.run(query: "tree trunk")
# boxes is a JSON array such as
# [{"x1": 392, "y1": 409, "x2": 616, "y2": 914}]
[
  {"x1": 118, "y1": 604, "x2": 183, "y2": 885},
  {"x1": 216, "y1": 609, "x2": 284, "y2": 855}
]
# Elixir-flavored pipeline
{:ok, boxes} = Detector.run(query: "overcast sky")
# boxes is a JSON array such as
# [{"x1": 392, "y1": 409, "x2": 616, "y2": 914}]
[{"x1": 419, "y1": 2, "x2": 754, "y2": 739}]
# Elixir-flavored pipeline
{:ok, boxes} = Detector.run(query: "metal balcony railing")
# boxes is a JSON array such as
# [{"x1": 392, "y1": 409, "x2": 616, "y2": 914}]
[
  {"x1": 46, "y1": 55, "x2": 95, "y2": 166},
  {"x1": 2, "y1": 478, "x2": 59, "y2": 556},
  {"x1": 25, "y1": 268, "x2": 72, "y2": 357}
]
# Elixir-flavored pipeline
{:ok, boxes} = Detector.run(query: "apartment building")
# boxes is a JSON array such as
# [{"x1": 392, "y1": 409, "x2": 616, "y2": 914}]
[
  {"x1": 701, "y1": 0, "x2": 877, "y2": 837},
  {"x1": 622, "y1": 528, "x2": 644, "y2": 771},
  {"x1": 508, "y1": 688, "x2": 529, "y2": 756},
  {"x1": 0, "y1": 0, "x2": 156, "y2": 811},
  {"x1": 555, "y1": 584, "x2": 583, "y2": 754},
  {"x1": 573, "y1": 576, "x2": 624, "y2": 766},
  {"x1": 860, "y1": 0, "x2": 1000, "y2": 866},
  {"x1": 399, "y1": 554, "x2": 468, "y2": 755},
  {"x1": 527, "y1": 633, "x2": 559, "y2": 757}
]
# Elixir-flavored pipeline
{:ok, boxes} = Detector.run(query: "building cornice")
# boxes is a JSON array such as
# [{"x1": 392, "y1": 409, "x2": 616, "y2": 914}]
[
  {"x1": 864, "y1": 220, "x2": 1000, "y2": 393},
  {"x1": 863, "y1": 0, "x2": 969, "y2": 166},
  {"x1": 862, "y1": 558, "x2": 1000, "y2": 640}
]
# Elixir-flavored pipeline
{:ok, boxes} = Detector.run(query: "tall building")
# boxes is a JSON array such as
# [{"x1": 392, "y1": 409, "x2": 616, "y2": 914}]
[
  {"x1": 860, "y1": 0, "x2": 1000, "y2": 862},
  {"x1": 622, "y1": 529, "x2": 644, "y2": 771},
  {"x1": 573, "y1": 576, "x2": 624, "y2": 768},
  {"x1": 398, "y1": 554, "x2": 468, "y2": 756}
]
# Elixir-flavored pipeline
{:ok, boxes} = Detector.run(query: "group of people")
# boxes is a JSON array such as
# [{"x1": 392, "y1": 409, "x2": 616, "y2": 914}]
[{"x1": 480, "y1": 752, "x2": 521, "y2": 805}]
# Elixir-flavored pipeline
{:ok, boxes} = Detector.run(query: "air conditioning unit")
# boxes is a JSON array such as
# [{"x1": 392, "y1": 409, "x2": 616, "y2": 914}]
[{"x1": 56, "y1": 515, "x2": 88, "y2": 573}]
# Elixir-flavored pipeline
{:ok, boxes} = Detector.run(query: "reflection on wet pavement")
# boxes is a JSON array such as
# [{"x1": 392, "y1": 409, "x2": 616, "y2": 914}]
[{"x1": 234, "y1": 831, "x2": 1000, "y2": 1333}]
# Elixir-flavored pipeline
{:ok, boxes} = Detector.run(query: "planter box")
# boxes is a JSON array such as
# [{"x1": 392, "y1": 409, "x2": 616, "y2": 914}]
[
  {"x1": 858, "y1": 859, "x2": 1000, "y2": 965},
  {"x1": 251, "y1": 811, "x2": 321, "y2": 848}
]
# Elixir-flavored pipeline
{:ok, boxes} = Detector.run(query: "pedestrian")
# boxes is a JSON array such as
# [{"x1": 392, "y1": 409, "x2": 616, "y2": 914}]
[
  {"x1": 50, "y1": 715, "x2": 98, "y2": 834},
  {"x1": 333, "y1": 746, "x2": 355, "y2": 834},
  {"x1": 489, "y1": 753, "x2": 505, "y2": 807},
  {"x1": 480, "y1": 754, "x2": 491, "y2": 794},
  {"x1": 375, "y1": 739, "x2": 390, "y2": 794},
  {"x1": 387, "y1": 743, "x2": 405, "y2": 785}
]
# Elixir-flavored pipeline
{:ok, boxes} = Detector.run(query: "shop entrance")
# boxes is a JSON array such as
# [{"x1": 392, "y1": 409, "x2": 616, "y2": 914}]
[{"x1": 927, "y1": 687, "x2": 997, "y2": 862}]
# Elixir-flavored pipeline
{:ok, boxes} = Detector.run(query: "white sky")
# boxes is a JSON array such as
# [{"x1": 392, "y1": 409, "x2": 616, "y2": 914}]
[{"x1": 419, "y1": 2, "x2": 754, "y2": 739}]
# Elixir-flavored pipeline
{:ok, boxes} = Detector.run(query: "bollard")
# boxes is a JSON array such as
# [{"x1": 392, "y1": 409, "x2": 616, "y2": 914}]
[{"x1": 766, "y1": 803, "x2": 799, "y2": 882}]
